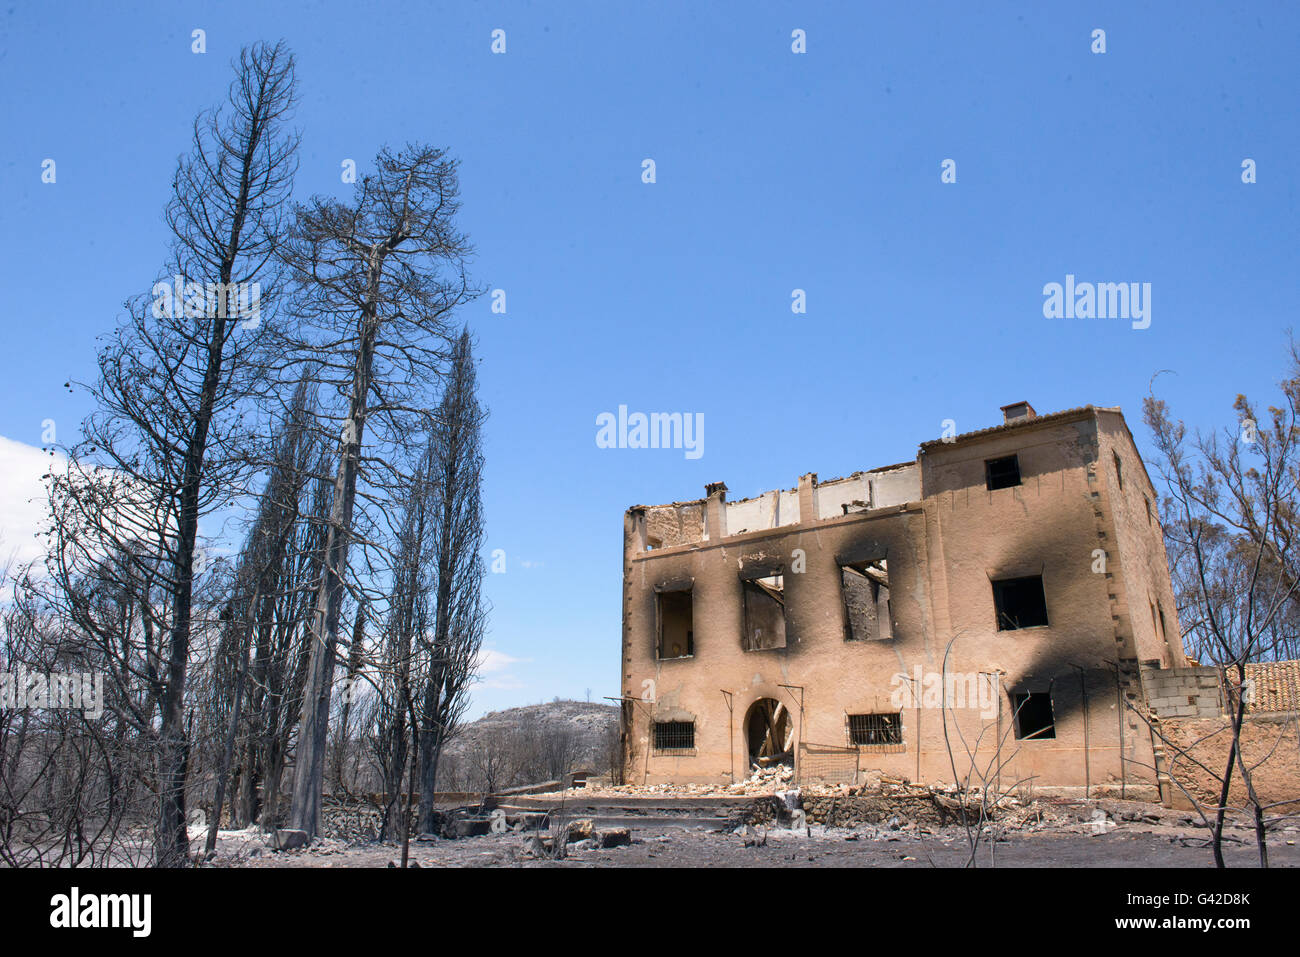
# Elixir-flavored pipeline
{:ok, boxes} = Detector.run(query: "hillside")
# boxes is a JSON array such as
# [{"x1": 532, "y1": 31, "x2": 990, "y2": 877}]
[{"x1": 437, "y1": 700, "x2": 620, "y2": 791}]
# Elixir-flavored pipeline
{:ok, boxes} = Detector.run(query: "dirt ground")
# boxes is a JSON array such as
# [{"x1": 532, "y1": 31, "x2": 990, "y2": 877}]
[{"x1": 207, "y1": 803, "x2": 1300, "y2": 868}]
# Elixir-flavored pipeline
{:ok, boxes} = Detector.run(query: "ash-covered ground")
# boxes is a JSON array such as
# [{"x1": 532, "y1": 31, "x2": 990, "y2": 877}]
[{"x1": 198, "y1": 787, "x2": 1300, "y2": 868}]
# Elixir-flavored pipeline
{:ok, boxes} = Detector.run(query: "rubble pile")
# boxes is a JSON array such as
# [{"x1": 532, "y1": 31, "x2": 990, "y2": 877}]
[
  {"x1": 729, "y1": 764, "x2": 796, "y2": 793},
  {"x1": 571, "y1": 780, "x2": 733, "y2": 797},
  {"x1": 519, "y1": 819, "x2": 634, "y2": 859},
  {"x1": 569, "y1": 763, "x2": 798, "y2": 798},
  {"x1": 740, "y1": 778, "x2": 1058, "y2": 831}
]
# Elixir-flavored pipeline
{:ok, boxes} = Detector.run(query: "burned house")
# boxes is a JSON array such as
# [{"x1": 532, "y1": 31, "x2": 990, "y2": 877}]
[{"x1": 619, "y1": 403, "x2": 1185, "y2": 796}]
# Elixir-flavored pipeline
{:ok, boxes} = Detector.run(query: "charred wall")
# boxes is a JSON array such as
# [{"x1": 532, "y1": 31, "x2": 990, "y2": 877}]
[{"x1": 620, "y1": 405, "x2": 1169, "y2": 795}]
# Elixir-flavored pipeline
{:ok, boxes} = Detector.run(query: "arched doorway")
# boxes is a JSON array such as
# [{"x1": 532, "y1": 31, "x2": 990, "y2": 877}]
[{"x1": 744, "y1": 697, "x2": 794, "y2": 768}]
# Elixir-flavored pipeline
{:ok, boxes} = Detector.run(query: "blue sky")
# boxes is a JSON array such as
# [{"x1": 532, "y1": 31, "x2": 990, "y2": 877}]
[{"x1": 1, "y1": 1, "x2": 1296, "y2": 716}]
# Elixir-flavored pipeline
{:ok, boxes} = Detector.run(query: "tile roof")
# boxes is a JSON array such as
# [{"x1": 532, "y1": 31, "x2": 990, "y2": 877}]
[
  {"x1": 1243, "y1": 660, "x2": 1300, "y2": 713},
  {"x1": 918, "y1": 405, "x2": 1112, "y2": 451}
]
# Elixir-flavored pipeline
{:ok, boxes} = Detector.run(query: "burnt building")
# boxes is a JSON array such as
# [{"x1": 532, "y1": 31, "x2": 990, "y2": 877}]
[{"x1": 619, "y1": 403, "x2": 1184, "y2": 796}]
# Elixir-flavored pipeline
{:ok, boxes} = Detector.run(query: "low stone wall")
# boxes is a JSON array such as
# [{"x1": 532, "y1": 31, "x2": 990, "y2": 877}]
[
  {"x1": 320, "y1": 799, "x2": 457, "y2": 841},
  {"x1": 743, "y1": 792, "x2": 947, "y2": 827},
  {"x1": 350, "y1": 791, "x2": 487, "y2": 806}
]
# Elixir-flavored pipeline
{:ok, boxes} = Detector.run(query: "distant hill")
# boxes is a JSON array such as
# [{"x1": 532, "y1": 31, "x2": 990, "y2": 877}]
[{"x1": 438, "y1": 699, "x2": 620, "y2": 790}]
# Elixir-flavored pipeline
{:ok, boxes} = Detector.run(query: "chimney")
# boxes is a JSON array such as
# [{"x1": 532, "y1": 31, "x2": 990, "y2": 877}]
[
  {"x1": 704, "y1": 482, "x2": 728, "y2": 540},
  {"x1": 1000, "y1": 401, "x2": 1037, "y2": 425},
  {"x1": 797, "y1": 472, "x2": 818, "y2": 525}
]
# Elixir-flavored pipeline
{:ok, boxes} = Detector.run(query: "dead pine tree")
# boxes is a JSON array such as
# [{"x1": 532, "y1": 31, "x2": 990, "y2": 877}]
[
  {"x1": 373, "y1": 448, "x2": 433, "y2": 841},
  {"x1": 203, "y1": 378, "x2": 320, "y2": 853},
  {"x1": 279, "y1": 145, "x2": 481, "y2": 839},
  {"x1": 238, "y1": 442, "x2": 334, "y2": 831},
  {"x1": 416, "y1": 329, "x2": 489, "y2": 834},
  {"x1": 49, "y1": 42, "x2": 298, "y2": 866},
  {"x1": 370, "y1": 331, "x2": 489, "y2": 837},
  {"x1": 204, "y1": 585, "x2": 257, "y2": 858},
  {"x1": 331, "y1": 601, "x2": 369, "y2": 799}
]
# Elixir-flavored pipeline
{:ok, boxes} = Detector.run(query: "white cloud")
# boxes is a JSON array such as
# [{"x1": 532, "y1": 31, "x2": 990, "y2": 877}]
[
  {"x1": 476, "y1": 646, "x2": 526, "y2": 674},
  {"x1": 0, "y1": 436, "x2": 60, "y2": 568},
  {"x1": 477, "y1": 674, "x2": 527, "y2": 691},
  {"x1": 0, "y1": 436, "x2": 215, "y2": 580},
  {"x1": 474, "y1": 646, "x2": 529, "y2": 690}
]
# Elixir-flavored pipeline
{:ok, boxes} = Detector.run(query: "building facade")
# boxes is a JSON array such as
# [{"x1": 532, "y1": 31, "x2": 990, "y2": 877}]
[{"x1": 619, "y1": 403, "x2": 1184, "y2": 796}]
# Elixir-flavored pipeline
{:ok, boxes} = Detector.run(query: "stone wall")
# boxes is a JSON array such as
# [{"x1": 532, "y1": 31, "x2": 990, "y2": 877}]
[
  {"x1": 1159, "y1": 713, "x2": 1300, "y2": 812},
  {"x1": 743, "y1": 792, "x2": 949, "y2": 828}
]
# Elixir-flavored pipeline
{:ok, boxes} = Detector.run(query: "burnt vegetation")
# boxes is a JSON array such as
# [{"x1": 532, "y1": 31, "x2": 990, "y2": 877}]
[{"x1": 0, "y1": 41, "x2": 491, "y2": 866}]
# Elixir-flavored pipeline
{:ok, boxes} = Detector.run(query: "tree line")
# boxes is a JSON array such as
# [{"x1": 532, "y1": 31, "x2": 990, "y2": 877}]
[{"x1": 0, "y1": 40, "x2": 488, "y2": 866}]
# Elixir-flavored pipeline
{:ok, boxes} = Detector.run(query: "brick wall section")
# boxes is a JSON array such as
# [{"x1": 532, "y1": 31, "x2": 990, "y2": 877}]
[{"x1": 1142, "y1": 665, "x2": 1224, "y2": 719}]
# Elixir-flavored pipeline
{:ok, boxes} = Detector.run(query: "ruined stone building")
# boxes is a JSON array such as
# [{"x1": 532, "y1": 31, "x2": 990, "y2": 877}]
[{"x1": 619, "y1": 403, "x2": 1190, "y2": 798}]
